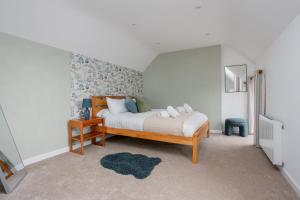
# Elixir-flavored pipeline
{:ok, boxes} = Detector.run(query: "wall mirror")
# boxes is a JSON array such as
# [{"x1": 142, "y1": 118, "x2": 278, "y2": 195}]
[
  {"x1": 225, "y1": 64, "x2": 247, "y2": 93},
  {"x1": 0, "y1": 105, "x2": 26, "y2": 193}
]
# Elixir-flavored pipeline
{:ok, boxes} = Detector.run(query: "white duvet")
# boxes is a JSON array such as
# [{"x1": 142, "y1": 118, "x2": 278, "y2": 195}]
[{"x1": 102, "y1": 109, "x2": 208, "y2": 137}]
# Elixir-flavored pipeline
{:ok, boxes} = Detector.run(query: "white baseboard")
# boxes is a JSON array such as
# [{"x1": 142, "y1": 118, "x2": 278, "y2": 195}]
[
  {"x1": 23, "y1": 141, "x2": 96, "y2": 166},
  {"x1": 22, "y1": 136, "x2": 110, "y2": 166},
  {"x1": 23, "y1": 146, "x2": 69, "y2": 166},
  {"x1": 210, "y1": 130, "x2": 222, "y2": 134},
  {"x1": 280, "y1": 167, "x2": 300, "y2": 197}
]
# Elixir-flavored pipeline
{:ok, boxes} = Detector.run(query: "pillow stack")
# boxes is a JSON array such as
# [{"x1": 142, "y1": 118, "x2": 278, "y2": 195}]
[
  {"x1": 106, "y1": 97, "x2": 151, "y2": 114},
  {"x1": 104, "y1": 97, "x2": 193, "y2": 117}
]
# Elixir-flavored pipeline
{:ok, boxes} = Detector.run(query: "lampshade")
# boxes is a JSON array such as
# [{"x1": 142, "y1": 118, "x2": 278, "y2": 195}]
[{"x1": 82, "y1": 98, "x2": 92, "y2": 108}]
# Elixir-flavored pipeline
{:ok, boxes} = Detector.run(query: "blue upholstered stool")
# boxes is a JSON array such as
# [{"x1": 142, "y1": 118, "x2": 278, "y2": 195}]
[{"x1": 225, "y1": 118, "x2": 249, "y2": 137}]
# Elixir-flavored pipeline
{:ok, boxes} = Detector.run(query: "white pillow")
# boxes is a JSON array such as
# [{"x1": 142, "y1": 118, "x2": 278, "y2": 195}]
[
  {"x1": 183, "y1": 103, "x2": 193, "y2": 113},
  {"x1": 96, "y1": 109, "x2": 110, "y2": 118},
  {"x1": 176, "y1": 106, "x2": 186, "y2": 113},
  {"x1": 167, "y1": 106, "x2": 180, "y2": 118},
  {"x1": 106, "y1": 97, "x2": 128, "y2": 114}
]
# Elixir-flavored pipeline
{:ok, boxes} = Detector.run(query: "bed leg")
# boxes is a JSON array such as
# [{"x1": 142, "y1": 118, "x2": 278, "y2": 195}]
[
  {"x1": 207, "y1": 129, "x2": 210, "y2": 138},
  {"x1": 192, "y1": 138, "x2": 199, "y2": 164},
  {"x1": 207, "y1": 122, "x2": 210, "y2": 138}
]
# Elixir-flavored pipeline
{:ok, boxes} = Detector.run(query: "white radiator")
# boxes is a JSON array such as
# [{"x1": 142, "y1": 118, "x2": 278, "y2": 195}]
[{"x1": 259, "y1": 115, "x2": 283, "y2": 166}]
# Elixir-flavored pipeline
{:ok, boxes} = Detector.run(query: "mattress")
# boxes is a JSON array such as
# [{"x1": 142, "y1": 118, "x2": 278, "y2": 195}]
[{"x1": 103, "y1": 109, "x2": 208, "y2": 137}]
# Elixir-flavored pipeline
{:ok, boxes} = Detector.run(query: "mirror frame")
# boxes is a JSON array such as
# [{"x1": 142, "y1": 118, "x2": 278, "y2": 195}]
[
  {"x1": 0, "y1": 105, "x2": 27, "y2": 193},
  {"x1": 224, "y1": 64, "x2": 248, "y2": 93}
]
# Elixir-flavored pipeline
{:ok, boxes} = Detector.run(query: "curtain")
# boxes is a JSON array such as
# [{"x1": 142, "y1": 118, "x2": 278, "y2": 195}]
[
  {"x1": 254, "y1": 71, "x2": 266, "y2": 147},
  {"x1": 248, "y1": 70, "x2": 266, "y2": 147},
  {"x1": 248, "y1": 77, "x2": 255, "y2": 134}
]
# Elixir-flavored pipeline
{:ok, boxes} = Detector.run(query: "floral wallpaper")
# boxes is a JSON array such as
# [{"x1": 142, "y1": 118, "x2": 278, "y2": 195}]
[{"x1": 70, "y1": 53, "x2": 143, "y2": 118}]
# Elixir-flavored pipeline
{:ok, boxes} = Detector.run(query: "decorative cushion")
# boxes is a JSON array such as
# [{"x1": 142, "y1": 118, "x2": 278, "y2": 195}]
[
  {"x1": 125, "y1": 99, "x2": 138, "y2": 113},
  {"x1": 136, "y1": 98, "x2": 151, "y2": 113},
  {"x1": 106, "y1": 97, "x2": 128, "y2": 114}
]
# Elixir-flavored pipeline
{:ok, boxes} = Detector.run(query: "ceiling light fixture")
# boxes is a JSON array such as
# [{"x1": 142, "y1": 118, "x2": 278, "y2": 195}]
[
  {"x1": 205, "y1": 33, "x2": 211, "y2": 36},
  {"x1": 131, "y1": 23, "x2": 137, "y2": 26},
  {"x1": 195, "y1": 5, "x2": 202, "y2": 9}
]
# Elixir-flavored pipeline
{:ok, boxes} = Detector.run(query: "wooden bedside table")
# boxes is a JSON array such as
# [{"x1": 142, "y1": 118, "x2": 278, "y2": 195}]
[{"x1": 69, "y1": 118, "x2": 105, "y2": 155}]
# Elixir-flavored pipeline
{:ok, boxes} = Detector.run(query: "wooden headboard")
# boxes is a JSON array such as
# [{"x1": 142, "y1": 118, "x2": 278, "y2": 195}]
[{"x1": 92, "y1": 96, "x2": 125, "y2": 118}]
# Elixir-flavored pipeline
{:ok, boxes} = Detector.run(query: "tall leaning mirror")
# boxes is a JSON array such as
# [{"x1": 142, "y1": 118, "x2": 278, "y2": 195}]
[
  {"x1": 225, "y1": 64, "x2": 248, "y2": 93},
  {"x1": 0, "y1": 105, "x2": 26, "y2": 193}
]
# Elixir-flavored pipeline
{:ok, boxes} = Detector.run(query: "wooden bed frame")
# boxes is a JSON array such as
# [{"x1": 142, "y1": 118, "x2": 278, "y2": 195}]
[{"x1": 92, "y1": 96, "x2": 210, "y2": 164}]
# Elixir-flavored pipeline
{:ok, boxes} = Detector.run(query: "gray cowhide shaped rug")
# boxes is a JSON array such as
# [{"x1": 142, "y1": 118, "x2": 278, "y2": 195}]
[{"x1": 100, "y1": 152, "x2": 161, "y2": 179}]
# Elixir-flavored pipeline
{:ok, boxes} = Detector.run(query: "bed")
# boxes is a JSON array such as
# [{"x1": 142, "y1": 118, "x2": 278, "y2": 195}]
[{"x1": 92, "y1": 96, "x2": 210, "y2": 164}]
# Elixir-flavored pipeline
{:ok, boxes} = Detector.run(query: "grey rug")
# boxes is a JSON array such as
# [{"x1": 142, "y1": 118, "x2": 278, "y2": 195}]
[{"x1": 100, "y1": 152, "x2": 161, "y2": 179}]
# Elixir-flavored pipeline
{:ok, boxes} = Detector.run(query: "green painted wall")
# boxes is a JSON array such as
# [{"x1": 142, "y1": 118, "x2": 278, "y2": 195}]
[
  {"x1": 0, "y1": 33, "x2": 71, "y2": 160},
  {"x1": 144, "y1": 45, "x2": 222, "y2": 129}
]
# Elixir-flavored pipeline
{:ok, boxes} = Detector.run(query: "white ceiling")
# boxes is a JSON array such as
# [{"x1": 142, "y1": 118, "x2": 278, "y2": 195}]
[
  {"x1": 1, "y1": 0, "x2": 300, "y2": 70},
  {"x1": 71, "y1": 0, "x2": 300, "y2": 63},
  {"x1": 0, "y1": 0, "x2": 157, "y2": 71}
]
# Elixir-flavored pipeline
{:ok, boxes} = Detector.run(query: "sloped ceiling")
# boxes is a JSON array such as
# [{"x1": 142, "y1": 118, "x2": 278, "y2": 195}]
[
  {"x1": 1, "y1": 0, "x2": 300, "y2": 70},
  {"x1": 0, "y1": 0, "x2": 156, "y2": 71}
]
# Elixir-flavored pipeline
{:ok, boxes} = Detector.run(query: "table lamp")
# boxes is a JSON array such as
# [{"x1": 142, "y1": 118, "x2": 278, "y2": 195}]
[{"x1": 82, "y1": 98, "x2": 92, "y2": 120}]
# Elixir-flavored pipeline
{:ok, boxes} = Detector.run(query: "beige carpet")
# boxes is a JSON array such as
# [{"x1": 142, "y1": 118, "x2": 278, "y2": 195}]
[{"x1": 0, "y1": 134, "x2": 298, "y2": 200}]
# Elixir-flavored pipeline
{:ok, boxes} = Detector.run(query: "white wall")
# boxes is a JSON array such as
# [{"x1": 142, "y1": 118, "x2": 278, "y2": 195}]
[
  {"x1": 259, "y1": 14, "x2": 300, "y2": 196},
  {"x1": 0, "y1": 0, "x2": 156, "y2": 71},
  {"x1": 0, "y1": 33, "x2": 70, "y2": 160},
  {"x1": 221, "y1": 46, "x2": 256, "y2": 131}
]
